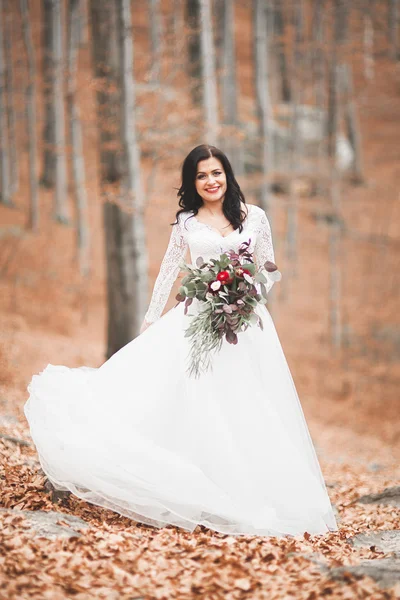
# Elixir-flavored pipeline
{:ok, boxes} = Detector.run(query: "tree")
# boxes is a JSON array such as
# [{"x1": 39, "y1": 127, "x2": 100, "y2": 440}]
[
  {"x1": 185, "y1": 0, "x2": 201, "y2": 105},
  {"x1": 89, "y1": 0, "x2": 148, "y2": 358},
  {"x1": 199, "y1": 0, "x2": 218, "y2": 144},
  {"x1": 20, "y1": 0, "x2": 39, "y2": 230},
  {"x1": 52, "y1": 0, "x2": 69, "y2": 222},
  {"x1": 67, "y1": 0, "x2": 89, "y2": 272},
  {"x1": 40, "y1": 0, "x2": 55, "y2": 188},
  {"x1": 253, "y1": 0, "x2": 273, "y2": 213},
  {"x1": 0, "y1": 0, "x2": 11, "y2": 206},
  {"x1": 220, "y1": 0, "x2": 243, "y2": 175},
  {"x1": 4, "y1": 0, "x2": 18, "y2": 196}
]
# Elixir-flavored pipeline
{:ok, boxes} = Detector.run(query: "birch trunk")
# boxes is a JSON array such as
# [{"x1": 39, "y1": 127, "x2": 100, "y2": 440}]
[
  {"x1": 221, "y1": 0, "x2": 243, "y2": 174},
  {"x1": 20, "y1": 0, "x2": 39, "y2": 230},
  {"x1": 67, "y1": 0, "x2": 89, "y2": 274},
  {"x1": 199, "y1": 0, "x2": 218, "y2": 144},
  {"x1": 339, "y1": 63, "x2": 363, "y2": 182},
  {"x1": 273, "y1": 0, "x2": 291, "y2": 103},
  {"x1": 149, "y1": 0, "x2": 162, "y2": 83},
  {"x1": 185, "y1": 0, "x2": 201, "y2": 105},
  {"x1": 283, "y1": 0, "x2": 302, "y2": 287},
  {"x1": 41, "y1": 0, "x2": 55, "y2": 187},
  {"x1": 0, "y1": 0, "x2": 11, "y2": 206},
  {"x1": 4, "y1": 0, "x2": 18, "y2": 195},
  {"x1": 253, "y1": 0, "x2": 273, "y2": 213},
  {"x1": 52, "y1": 0, "x2": 69, "y2": 222},
  {"x1": 90, "y1": 0, "x2": 147, "y2": 358},
  {"x1": 117, "y1": 0, "x2": 148, "y2": 322},
  {"x1": 388, "y1": 0, "x2": 399, "y2": 60}
]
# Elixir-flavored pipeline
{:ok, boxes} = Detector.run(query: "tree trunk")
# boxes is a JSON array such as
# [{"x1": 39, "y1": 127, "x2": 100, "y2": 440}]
[
  {"x1": 52, "y1": 0, "x2": 69, "y2": 222},
  {"x1": 199, "y1": 0, "x2": 218, "y2": 144},
  {"x1": 89, "y1": 0, "x2": 147, "y2": 358},
  {"x1": 67, "y1": 0, "x2": 89, "y2": 273},
  {"x1": 40, "y1": 0, "x2": 56, "y2": 187},
  {"x1": 20, "y1": 0, "x2": 39, "y2": 230},
  {"x1": 221, "y1": 0, "x2": 243, "y2": 174},
  {"x1": 273, "y1": 0, "x2": 291, "y2": 103},
  {"x1": 149, "y1": 0, "x2": 162, "y2": 83},
  {"x1": 363, "y1": 2, "x2": 374, "y2": 80},
  {"x1": 4, "y1": 0, "x2": 18, "y2": 195},
  {"x1": 253, "y1": 0, "x2": 273, "y2": 213},
  {"x1": 0, "y1": 0, "x2": 11, "y2": 206},
  {"x1": 388, "y1": 0, "x2": 399, "y2": 60},
  {"x1": 185, "y1": 0, "x2": 201, "y2": 105},
  {"x1": 117, "y1": 0, "x2": 148, "y2": 323},
  {"x1": 339, "y1": 63, "x2": 364, "y2": 183}
]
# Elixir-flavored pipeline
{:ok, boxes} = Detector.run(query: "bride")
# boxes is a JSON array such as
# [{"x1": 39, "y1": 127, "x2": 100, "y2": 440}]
[{"x1": 25, "y1": 144, "x2": 338, "y2": 537}]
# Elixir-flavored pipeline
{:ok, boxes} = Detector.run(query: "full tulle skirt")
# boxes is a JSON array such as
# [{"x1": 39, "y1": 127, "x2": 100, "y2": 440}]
[{"x1": 24, "y1": 301, "x2": 338, "y2": 537}]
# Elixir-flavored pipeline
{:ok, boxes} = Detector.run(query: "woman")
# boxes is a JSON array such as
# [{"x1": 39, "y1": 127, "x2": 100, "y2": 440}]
[{"x1": 25, "y1": 144, "x2": 338, "y2": 537}]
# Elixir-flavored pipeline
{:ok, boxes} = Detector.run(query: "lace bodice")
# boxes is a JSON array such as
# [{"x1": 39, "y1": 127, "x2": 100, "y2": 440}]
[{"x1": 144, "y1": 204, "x2": 276, "y2": 324}]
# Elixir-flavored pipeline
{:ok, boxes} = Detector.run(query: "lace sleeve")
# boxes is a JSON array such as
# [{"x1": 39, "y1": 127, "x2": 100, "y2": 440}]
[
  {"x1": 144, "y1": 214, "x2": 188, "y2": 324},
  {"x1": 253, "y1": 207, "x2": 276, "y2": 294}
]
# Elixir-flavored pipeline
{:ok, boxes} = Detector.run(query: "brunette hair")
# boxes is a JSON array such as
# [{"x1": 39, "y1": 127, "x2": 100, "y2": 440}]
[{"x1": 172, "y1": 144, "x2": 247, "y2": 232}]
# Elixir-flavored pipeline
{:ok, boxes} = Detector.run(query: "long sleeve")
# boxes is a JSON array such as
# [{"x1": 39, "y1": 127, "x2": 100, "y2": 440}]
[
  {"x1": 253, "y1": 208, "x2": 276, "y2": 294},
  {"x1": 144, "y1": 215, "x2": 188, "y2": 324}
]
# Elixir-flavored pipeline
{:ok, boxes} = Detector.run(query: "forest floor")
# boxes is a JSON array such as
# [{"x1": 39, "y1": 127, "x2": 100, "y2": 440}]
[{"x1": 0, "y1": 309, "x2": 399, "y2": 599}]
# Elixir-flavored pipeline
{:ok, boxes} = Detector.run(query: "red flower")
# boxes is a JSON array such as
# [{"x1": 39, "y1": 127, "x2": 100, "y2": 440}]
[
  {"x1": 236, "y1": 267, "x2": 251, "y2": 277},
  {"x1": 216, "y1": 270, "x2": 233, "y2": 284}
]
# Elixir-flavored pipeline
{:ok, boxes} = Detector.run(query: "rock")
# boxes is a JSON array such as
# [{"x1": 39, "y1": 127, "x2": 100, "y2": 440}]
[
  {"x1": 347, "y1": 530, "x2": 400, "y2": 556},
  {"x1": 357, "y1": 486, "x2": 400, "y2": 508},
  {"x1": 331, "y1": 504, "x2": 342, "y2": 523},
  {"x1": 367, "y1": 463, "x2": 384, "y2": 472},
  {"x1": 0, "y1": 508, "x2": 89, "y2": 539},
  {"x1": 327, "y1": 558, "x2": 400, "y2": 589}
]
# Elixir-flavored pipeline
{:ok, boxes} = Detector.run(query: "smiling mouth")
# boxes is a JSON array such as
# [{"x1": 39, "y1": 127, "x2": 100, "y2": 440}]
[{"x1": 206, "y1": 187, "x2": 220, "y2": 192}]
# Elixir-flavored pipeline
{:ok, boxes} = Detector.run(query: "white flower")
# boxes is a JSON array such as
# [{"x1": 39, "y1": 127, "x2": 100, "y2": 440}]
[{"x1": 210, "y1": 280, "x2": 222, "y2": 291}]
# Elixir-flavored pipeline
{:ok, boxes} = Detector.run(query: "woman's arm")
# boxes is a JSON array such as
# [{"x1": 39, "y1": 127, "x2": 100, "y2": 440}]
[
  {"x1": 253, "y1": 207, "x2": 276, "y2": 295},
  {"x1": 141, "y1": 215, "x2": 188, "y2": 330}
]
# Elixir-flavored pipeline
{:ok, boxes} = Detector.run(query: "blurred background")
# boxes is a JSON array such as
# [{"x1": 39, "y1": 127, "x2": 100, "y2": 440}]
[{"x1": 0, "y1": 0, "x2": 398, "y2": 452}]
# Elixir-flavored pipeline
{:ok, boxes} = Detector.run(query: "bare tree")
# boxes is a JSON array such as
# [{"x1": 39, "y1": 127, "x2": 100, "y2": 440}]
[
  {"x1": 272, "y1": 0, "x2": 291, "y2": 103},
  {"x1": 253, "y1": 0, "x2": 273, "y2": 212},
  {"x1": 41, "y1": 0, "x2": 55, "y2": 187},
  {"x1": 185, "y1": 0, "x2": 201, "y2": 105},
  {"x1": 0, "y1": 0, "x2": 11, "y2": 206},
  {"x1": 199, "y1": 0, "x2": 218, "y2": 144},
  {"x1": 220, "y1": 0, "x2": 243, "y2": 175},
  {"x1": 388, "y1": 0, "x2": 399, "y2": 60},
  {"x1": 149, "y1": 0, "x2": 162, "y2": 83},
  {"x1": 117, "y1": 0, "x2": 148, "y2": 321},
  {"x1": 20, "y1": 0, "x2": 39, "y2": 230},
  {"x1": 90, "y1": 0, "x2": 147, "y2": 358},
  {"x1": 339, "y1": 63, "x2": 363, "y2": 182},
  {"x1": 67, "y1": 0, "x2": 89, "y2": 273},
  {"x1": 52, "y1": 0, "x2": 69, "y2": 222},
  {"x1": 4, "y1": 0, "x2": 18, "y2": 195}
]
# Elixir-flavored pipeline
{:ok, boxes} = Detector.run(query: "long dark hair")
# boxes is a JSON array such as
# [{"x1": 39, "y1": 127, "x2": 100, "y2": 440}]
[{"x1": 172, "y1": 144, "x2": 247, "y2": 232}]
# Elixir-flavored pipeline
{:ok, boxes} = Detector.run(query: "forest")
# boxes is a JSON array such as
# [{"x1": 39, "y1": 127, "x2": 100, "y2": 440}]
[{"x1": 0, "y1": 0, "x2": 399, "y2": 598}]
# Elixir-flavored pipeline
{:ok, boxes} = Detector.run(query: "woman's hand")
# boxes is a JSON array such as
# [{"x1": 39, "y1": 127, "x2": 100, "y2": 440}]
[{"x1": 140, "y1": 319, "x2": 152, "y2": 334}]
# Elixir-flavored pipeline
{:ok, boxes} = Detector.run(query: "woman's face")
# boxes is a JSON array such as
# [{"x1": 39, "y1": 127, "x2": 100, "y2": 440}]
[{"x1": 195, "y1": 157, "x2": 227, "y2": 204}]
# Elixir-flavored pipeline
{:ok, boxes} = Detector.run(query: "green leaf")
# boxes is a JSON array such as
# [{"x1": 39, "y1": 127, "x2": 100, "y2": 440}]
[
  {"x1": 254, "y1": 272, "x2": 268, "y2": 283},
  {"x1": 242, "y1": 262, "x2": 256, "y2": 275}
]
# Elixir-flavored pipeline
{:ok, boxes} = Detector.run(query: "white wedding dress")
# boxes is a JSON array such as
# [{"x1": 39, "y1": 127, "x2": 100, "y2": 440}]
[{"x1": 25, "y1": 204, "x2": 338, "y2": 537}]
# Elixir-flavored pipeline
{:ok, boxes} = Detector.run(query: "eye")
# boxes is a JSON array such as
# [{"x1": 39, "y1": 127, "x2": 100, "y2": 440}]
[{"x1": 196, "y1": 174, "x2": 206, "y2": 179}]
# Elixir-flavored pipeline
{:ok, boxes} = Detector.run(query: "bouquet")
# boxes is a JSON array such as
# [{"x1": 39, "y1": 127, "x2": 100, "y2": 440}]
[{"x1": 175, "y1": 239, "x2": 281, "y2": 378}]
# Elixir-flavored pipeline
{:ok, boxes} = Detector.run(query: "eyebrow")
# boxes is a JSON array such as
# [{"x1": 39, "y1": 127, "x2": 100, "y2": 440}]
[{"x1": 196, "y1": 168, "x2": 222, "y2": 174}]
